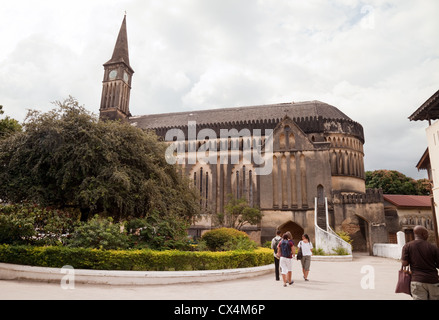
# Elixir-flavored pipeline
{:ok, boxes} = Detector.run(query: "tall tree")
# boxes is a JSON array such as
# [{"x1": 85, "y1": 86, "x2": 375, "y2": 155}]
[
  {"x1": 365, "y1": 170, "x2": 429, "y2": 195},
  {"x1": 0, "y1": 97, "x2": 200, "y2": 222}
]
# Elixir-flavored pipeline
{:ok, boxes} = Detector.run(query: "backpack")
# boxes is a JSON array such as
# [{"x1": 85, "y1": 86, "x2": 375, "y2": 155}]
[{"x1": 280, "y1": 239, "x2": 292, "y2": 258}]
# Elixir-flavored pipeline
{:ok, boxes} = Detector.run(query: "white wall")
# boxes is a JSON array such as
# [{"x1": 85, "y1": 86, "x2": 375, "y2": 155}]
[
  {"x1": 426, "y1": 120, "x2": 439, "y2": 242},
  {"x1": 315, "y1": 225, "x2": 352, "y2": 255},
  {"x1": 373, "y1": 231, "x2": 405, "y2": 260}
]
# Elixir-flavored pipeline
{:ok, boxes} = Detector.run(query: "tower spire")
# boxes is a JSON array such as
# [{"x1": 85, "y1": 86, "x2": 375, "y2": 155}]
[
  {"x1": 104, "y1": 14, "x2": 133, "y2": 73},
  {"x1": 100, "y1": 15, "x2": 134, "y2": 121}
]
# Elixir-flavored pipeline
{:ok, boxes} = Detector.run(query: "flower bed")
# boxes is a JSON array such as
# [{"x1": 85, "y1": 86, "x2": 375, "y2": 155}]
[{"x1": 0, "y1": 245, "x2": 272, "y2": 271}]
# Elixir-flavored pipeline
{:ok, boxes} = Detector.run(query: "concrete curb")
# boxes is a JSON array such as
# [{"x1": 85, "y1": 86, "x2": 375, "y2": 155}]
[
  {"x1": 0, "y1": 256, "x2": 351, "y2": 286},
  {"x1": 311, "y1": 255, "x2": 353, "y2": 262},
  {"x1": 0, "y1": 263, "x2": 274, "y2": 286}
]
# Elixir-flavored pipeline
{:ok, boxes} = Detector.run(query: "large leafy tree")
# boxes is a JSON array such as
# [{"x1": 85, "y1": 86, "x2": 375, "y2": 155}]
[
  {"x1": 365, "y1": 170, "x2": 430, "y2": 195},
  {"x1": 0, "y1": 97, "x2": 200, "y2": 222}
]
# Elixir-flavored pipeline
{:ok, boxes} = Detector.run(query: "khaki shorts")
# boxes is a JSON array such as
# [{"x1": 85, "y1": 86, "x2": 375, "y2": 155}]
[
  {"x1": 411, "y1": 281, "x2": 439, "y2": 300},
  {"x1": 300, "y1": 255, "x2": 311, "y2": 271}
]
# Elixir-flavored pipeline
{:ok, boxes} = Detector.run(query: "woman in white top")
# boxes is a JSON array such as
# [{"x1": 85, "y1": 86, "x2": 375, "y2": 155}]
[{"x1": 298, "y1": 234, "x2": 313, "y2": 281}]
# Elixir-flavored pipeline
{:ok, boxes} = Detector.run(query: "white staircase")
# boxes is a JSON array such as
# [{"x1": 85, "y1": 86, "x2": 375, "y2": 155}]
[{"x1": 314, "y1": 197, "x2": 352, "y2": 255}]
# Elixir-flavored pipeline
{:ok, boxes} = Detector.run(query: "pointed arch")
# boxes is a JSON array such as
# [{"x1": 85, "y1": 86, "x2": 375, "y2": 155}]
[
  {"x1": 331, "y1": 150, "x2": 337, "y2": 174},
  {"x1": 279, "y1": 133, "x2": 286, "y2": 150},
  {"x1": 189, "y1": 164, "x2": 213, "y2": 211},
  {"x1": 290, "y1": 154, "x2": 298, "y2": 208},
  {"x1": 278, "y1": 221, "x2": 305, "y2": 246},
  {"x1": 231, "y1": 162, "x2": 258, "y2": 206},
  {"x1": 281, "y1": 155, "x2": 288, "y2": 208},
  {"x1": 272, "y1": 155, "x2": 279, "y2": 208},
  {"x1": 300, "y1": 154, "x2": 308, "y2": 207},
  {"x1": 288, "y1": 132, "x2": 295, "y2": 149}
]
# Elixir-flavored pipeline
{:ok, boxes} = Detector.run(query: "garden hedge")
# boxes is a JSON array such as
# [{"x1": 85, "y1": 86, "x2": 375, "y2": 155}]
[{"x1": 0, "y1": 245, "x2": 272, "y2": 271}]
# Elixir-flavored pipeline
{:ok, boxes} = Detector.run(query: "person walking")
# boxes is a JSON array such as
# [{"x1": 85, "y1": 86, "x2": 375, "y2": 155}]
[
  {"x1": 298, "y1": 234, "x2": 313, "y2": 281},
  {"x1": 401, "y1": 225, "x2": 439, "y2": 300},
  {"x1": 271, "y1": 230, "x2": 282, "y2": 281},
  {"x1": 277, "y1": 232, "x2": 295, "y2": 287}
]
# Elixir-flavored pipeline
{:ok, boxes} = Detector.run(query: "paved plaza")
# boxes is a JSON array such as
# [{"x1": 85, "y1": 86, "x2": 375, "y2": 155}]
[{"x1": 0, "y1": 253, "x2": 412, "y2": 300}]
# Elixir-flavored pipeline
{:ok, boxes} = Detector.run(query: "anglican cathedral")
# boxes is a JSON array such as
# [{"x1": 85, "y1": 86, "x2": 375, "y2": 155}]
[{"x1": 99, "y1": 16, "x2": 392, "y2": 253}]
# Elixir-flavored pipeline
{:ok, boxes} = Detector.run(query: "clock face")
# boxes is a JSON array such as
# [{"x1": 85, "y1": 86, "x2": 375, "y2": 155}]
[
  {"x1": 109, "y1": 70, "x2": 118, "y2": 80},
  {"x1": 123, "y1": 72, "x2": 129, "y2": 83}
]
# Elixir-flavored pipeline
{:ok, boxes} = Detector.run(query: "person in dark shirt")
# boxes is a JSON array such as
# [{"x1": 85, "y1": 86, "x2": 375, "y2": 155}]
[
  {"x1": 271, "y1": 230, "x2": 282, "y2": 281},
  {"x1": 401, "y1": 225, "x2": 439, "y2": 300}
]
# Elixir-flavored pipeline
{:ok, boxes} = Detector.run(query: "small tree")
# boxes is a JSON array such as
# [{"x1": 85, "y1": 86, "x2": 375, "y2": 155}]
[
  {"x1": 216, "y1": 196, "x2": 263, "y2": 231},
  {"x1": 0, "y1": 105, "x2": 22, "y2": 140}
]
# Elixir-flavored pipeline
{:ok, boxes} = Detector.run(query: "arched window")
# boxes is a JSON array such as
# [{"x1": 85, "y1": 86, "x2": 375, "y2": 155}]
[
  {"x1": 279, "y1": 133, "x2": 286, "y2": 150},
  {"x1": 288, "y1": 133, "x2": 295, "y2": 148},
  {"x1": 232, "y1": 163, "x2": 257, "y2": 206},
  {"x1": 200, "y1": 167, "x2": 203, "y2": 194},
  {"x1": 249, "y1": 170, "x2": 253, "y2": 206},
  {"x1": 317, "y1": 185, "x2": 324, "y2": 206},
  {"x1": 236, "y1": 171, "x2": 240, "y2": 198},
  {"x1": 205, "y1": 172, "x2": 209, "y2": 208},
  {"x1": 190, "y1": 165, "x2": 212, "y2": 211}
]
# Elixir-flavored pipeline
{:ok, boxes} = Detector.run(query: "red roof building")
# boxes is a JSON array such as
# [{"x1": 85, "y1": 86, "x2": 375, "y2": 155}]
[
  {"x1": 383, "y1": 194, "x2": 432, "y2": 208},
  {"x1": 383, "y1": 194, "x2": 435, "y2": 244}
]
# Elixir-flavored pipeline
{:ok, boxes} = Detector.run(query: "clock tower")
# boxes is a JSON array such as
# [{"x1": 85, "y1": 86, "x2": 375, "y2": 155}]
[{"x1": 100, "y1": 15, "x2": 134, "y2": 121}]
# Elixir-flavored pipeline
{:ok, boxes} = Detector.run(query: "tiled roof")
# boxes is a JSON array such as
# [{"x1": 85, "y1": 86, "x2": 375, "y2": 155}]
[
  {"x1": 383, "y1": 194, "x2": 431, "y2": 208},
  {"x1": 409, "y1": 89, "x2": 439, "y2": 121},
  {"x1": 129, "y1": 100, "x2": 352, "y2": 129},
  {"x1": 416, "y1": 148, "x2": 430, "y2": 171}
]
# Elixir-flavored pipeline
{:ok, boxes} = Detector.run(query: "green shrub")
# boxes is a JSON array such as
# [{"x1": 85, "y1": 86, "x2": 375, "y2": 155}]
[
  {"x1": 312, "y1": 247, "x2": 326, "y2": 256},
  {"x1": 0, "y1": 245, "x2": 273, "y2": 271},
  {"x1": 263, "y1": 240, "x2": 272, "y2": 249},
  {"x1": 125, "y1": 212, "x2": 191, "y2": 250},
  {"x1": 221, "y1": 236, "x2": 258, "y2": 251},
  {"x1": 332, "y1": 247, "x2": 350, "y2": 255},
  {"x1": 336, "y1": 231, "x2": 353, "y2": 245},
  {"x1": 0, "y1": 213, "x2": 35, "y2": 244},
  {"x1": 0, "y1": 204, "x2": 191, "y2": 251},
  {"x1": 33, "y1": 208, "x2": 79, "y2": 246},
  {"x1": 311, "y1": 247, "x2": 350, "y2": 256},
  {"x1": 0, "y1": 204, "x2": 79, "y2": 246},
  {"x1": 66, "y1": 215, "x2": 129, "y2": 250},
  {"x1": 200, "y1": 228, "x2": 256, "y2": 251}
]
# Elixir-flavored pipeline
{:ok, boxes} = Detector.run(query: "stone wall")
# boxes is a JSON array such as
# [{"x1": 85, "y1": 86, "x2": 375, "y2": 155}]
[
  {"x1": 333, "y1": 189, "x2": 387, "y2": 253},
  {"x1": 373, "y1": 231, "x2": 405, "y2": 260}
]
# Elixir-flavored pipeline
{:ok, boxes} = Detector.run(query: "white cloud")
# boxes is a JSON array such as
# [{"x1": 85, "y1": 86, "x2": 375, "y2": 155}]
[{"x1": 0, "y1": 0, "x2": 438, "y2": 179}]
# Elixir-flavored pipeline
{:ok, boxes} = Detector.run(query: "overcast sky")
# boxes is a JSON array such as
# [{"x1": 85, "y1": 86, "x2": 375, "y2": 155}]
[{"x1": 1, "y1": 0, "x2": 438, "y2": 179}]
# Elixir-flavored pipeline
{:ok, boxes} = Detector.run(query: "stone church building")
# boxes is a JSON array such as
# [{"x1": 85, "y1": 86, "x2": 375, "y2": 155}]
[{"x1": 99, "y1": 16, "x2": 389, "y2": 252}]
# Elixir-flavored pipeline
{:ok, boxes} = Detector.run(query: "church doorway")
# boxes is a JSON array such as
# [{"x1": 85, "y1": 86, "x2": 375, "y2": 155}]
[
  {"x1": 355, "y1": 214, "x2": 371, "y2": 254},
  {"x1": 404, "y1": 229, "x2": 414, "y2": 243},
  {"x1": 278, "y1": 221, "x2": 304, "y2": 246}
]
